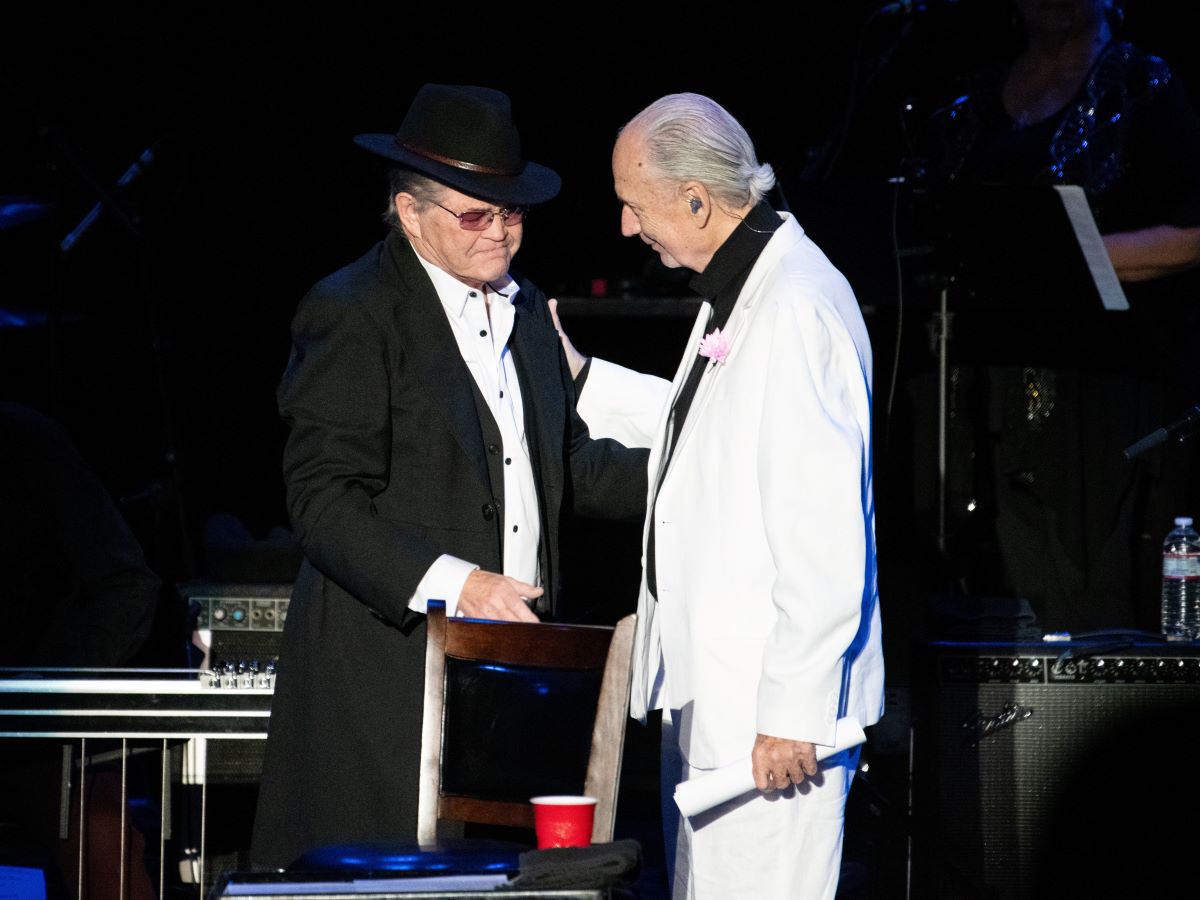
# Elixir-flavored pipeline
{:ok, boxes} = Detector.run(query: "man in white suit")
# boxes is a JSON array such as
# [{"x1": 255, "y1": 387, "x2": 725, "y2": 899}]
[{"x1": 564, "y1": 93, "x2": 884, "y2": 898}]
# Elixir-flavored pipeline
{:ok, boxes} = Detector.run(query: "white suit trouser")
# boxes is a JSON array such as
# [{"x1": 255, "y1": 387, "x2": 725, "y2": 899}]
[{"x1": 662, "y1": 708, "x2": 856, "y2": 900}]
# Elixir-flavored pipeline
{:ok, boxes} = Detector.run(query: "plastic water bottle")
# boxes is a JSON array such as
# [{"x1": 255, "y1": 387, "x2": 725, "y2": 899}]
[{"x1": 1161, "y1": 517, "x2": 1200, "y2": 640}]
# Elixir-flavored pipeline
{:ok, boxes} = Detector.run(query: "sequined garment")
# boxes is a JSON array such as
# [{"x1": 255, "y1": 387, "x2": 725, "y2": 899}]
[
  {"x1": 915, "y1": 38, "x2": 1200, "y2": 632},
  {"x1": 929, "y1": 41, "x2": 1173, "y2": 225},
  {"x1": 1047, "y1": 43, "x2": 1171, "y2": 202}
]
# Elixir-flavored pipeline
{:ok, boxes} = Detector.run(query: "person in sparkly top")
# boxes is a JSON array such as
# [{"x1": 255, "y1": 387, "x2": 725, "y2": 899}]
[
  {"x1": 926, "y1": 0, "x2": 1200, "y2": 280},
  {"x1": 918, "y1": 0, "x2": 1200, "y2": 632}
]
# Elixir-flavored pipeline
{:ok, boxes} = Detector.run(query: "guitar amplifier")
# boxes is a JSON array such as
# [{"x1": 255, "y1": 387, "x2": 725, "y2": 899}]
[
  {"x1": 180, "y1": 582, "x2": 292, "y2": 783},
  {"x1": 914, "y1": 640, "x2": 1200, "y2": 898}
]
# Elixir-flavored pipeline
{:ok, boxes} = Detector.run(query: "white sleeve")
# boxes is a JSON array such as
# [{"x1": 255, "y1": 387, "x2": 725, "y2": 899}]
[
  {"x1": 406, "y1": 554, "x2": 478, "y2": 617},
  {"x1": 754, "y1": 297, "x2": 873, "y2": 748},
  {"x1": 577, "y1": 357, "x2": 672, "y2": 449}
]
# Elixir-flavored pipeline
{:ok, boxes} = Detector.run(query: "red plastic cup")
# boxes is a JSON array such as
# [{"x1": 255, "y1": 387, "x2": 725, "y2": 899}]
[{"x1": 529, "y1": 795, "x2": 598, "y2": 848}]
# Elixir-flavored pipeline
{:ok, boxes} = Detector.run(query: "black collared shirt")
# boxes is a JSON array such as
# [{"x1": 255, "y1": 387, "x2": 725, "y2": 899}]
[
  {"x1": 668, "y1": 201, "x2": 781, "y2": 457},
  {"x1": 647, "y1": 201, "x2": 781, "y2": 599}
]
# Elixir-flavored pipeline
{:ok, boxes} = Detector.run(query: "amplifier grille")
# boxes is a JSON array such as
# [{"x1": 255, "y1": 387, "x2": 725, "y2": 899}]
[{"x1": 916, "y1": 647, "x2": 1200, "y2": 898}]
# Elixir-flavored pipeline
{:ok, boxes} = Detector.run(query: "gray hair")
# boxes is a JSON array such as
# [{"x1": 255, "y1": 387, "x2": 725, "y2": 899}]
[
  {"x1": 383, "y1": 168, "x2": 443, "y2": 231},
  {"x1": 624, "y1": 93, "x2": 776, "y2": 209}
]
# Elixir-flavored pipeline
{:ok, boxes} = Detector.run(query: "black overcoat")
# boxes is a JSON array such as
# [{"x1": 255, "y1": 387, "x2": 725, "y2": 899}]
[{"x1": 251, "y1": 230, "x2": 646, "y2": 867}]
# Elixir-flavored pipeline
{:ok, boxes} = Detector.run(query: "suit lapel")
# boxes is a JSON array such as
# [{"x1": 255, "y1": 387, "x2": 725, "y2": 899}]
[
  {"x1": 650, "y1": 303, "x2": 712, "y2": 494},
  {"x1": 662, "y1": 289, "x2": 753, "y2": 487},
  {"x1": 382, "y1": 234, "x2": 493, "y2": 493},
  {"x1": 508, "y1": 295, "x2": 557, "y2": 489},
  {"x1": 661, "y1": 216, "x2": 801, "y2": 480},
  {"x1": 508, "y1": 290, "x2": 568, "y2": 612}
]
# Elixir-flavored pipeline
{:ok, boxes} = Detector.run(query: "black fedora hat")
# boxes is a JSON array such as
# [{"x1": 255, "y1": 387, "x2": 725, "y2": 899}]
[{"x1": 354, "y1": 84, "x2": 561, "y2": 206}]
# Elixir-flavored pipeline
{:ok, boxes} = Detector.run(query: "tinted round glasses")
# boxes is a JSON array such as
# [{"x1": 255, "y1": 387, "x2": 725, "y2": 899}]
[{"x1": 432, "y1": 201, "x2": 527, "y2": 231}]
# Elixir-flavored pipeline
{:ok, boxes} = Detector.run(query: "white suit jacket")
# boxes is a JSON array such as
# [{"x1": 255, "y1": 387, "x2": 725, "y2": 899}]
[{"x1": 579, "y1": 213, "x2": 884, "y2": 769}]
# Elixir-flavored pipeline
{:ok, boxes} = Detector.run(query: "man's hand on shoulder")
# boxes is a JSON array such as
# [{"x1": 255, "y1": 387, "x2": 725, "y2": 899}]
[
  {"x1": 752, "y1": 733, "x2": 818, "y2": 791},
  {"x1": 548, "y1": 299, "x2": 588, "y2": 380},
  {"x1": 456, "y1": 570, "x2": 542, "y2": 622}
]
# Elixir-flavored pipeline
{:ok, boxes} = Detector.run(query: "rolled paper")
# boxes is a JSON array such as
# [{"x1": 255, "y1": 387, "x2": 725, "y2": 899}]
[{"x1": 673, "y1": 717, "x2": 866, "y2": 817}]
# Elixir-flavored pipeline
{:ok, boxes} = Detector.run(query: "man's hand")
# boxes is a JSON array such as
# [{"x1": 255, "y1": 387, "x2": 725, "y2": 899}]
[
  {"x1": 456, "y1": 570, "x2": 541, "y2": 622},
  {"x1": 548, "y1": 299, "x2": 588, "y2": 380},
  {"x1": 752, "y1": 733, "x2": 818, "y2": 791}
]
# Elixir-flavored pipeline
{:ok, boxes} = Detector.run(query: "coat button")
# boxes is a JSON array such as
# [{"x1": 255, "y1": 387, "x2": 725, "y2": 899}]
[
  {"x1": 488, "y1": 443, "x2": 500, "y2": 455},
  {"x1": 482, "y1": 503, "x2": 495, "y2": 521}
]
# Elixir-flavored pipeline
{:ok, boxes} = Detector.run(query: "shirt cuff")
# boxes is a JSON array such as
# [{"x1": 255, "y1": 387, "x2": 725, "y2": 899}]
[{"x1": 406, "y1": 554, "x2": 478, "y2": 618}]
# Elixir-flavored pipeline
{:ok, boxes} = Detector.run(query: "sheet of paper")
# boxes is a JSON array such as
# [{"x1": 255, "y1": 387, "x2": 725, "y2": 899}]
[{"x1": 1054, "y1": 185, "x2": 1129, "y2": 311}]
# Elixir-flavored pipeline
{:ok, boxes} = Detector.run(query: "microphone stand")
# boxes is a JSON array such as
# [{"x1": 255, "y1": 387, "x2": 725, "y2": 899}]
[
  {"x1": 13, "y1": 77, "x2": 196, "y2": 580},
  {"x1": 1124, "y1": 403, "x2": 1200, "y2": 460},
  {"x1": 800, "y1": 8, "x2": 916, "y2": 184},
  {"x1": 60, "y1": 143, "x2": 157, "y2": 254}
]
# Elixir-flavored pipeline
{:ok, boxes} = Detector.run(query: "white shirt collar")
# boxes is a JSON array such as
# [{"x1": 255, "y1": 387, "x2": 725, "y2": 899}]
[{"x1": 411, "y1": 248, "x2": 520, "y2": 319}]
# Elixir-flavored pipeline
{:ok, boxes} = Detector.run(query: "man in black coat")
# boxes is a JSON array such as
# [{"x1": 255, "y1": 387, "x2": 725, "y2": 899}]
[{"x1": 250, "y1": 85, "x2": 648, "y2": 868}]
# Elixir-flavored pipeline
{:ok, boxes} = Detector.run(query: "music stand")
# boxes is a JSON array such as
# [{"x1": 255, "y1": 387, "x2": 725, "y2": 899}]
[
  {"x1": 908, "y1": 183, "x2": 1128, "y2": 551},
  {"x1": 926, "y1": 183, "x2": 1125, "y2": 309}
]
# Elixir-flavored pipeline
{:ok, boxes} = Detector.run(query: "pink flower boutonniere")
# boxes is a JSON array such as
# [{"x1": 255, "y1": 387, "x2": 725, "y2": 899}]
[{"x1": 697, "y1": 327, "x2": 731, "y2": 365}]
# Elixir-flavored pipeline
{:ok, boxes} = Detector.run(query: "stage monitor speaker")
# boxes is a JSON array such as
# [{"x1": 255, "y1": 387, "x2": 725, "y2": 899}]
[
  {"x1": 914, "y1": 641, "x2": 1200, "y2": 898},
  {"x1": 179, "y1": 581, "x2": 292, "y2": 784}
]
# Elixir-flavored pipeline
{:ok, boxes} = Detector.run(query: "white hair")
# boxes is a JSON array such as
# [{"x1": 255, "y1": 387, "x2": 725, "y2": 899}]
[{"x1": 624, "y1": 93, "x2": 776, "y2": 209}]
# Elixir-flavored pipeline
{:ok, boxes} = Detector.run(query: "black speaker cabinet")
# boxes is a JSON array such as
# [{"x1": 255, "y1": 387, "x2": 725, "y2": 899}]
[{"x1": 914, "y1": 641, "x2": 1200, "y2": 898}]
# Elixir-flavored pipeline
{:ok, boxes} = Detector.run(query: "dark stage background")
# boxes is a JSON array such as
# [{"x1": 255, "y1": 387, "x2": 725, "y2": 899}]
[
  {"x1": 3, "y1": 2, "x2": 1198, "y2": 665},
  {"x1": 4, "y1": 4, "x2": 1200, "y2": 895}
]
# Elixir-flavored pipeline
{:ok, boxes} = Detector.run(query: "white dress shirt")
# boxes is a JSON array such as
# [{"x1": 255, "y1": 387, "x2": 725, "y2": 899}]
[{"x1": 404, "y1": 252, "x2": 541, "y2": 616}]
